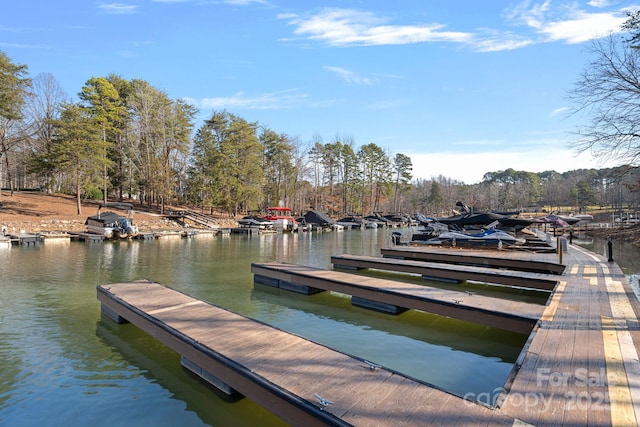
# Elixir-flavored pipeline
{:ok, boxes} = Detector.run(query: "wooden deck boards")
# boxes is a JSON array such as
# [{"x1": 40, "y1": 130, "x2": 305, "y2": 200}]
[
  {"x1": 97, "y1": 239, "x2": 640, "y2": 426},
  {"x1": 331, "y1": 253, "x2": 559, "y2": 291},
  {"x1": 251, "y1": 261, "x2": 544, "y2": 334},
  {"x1": 497, "y1": 244, "x2": 640, "y2": 426},
  {"x1": 97, "y1": 280, "x2": 512, "y2": 426},
  {"x1": 381, "y1": 246, "x2": 566, "y2": 275}
]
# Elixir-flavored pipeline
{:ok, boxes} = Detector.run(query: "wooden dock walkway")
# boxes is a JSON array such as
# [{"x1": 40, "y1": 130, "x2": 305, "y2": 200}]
[
  {"x1": 7, "y1": 232, "x2": 39, "y2": 245},
  {"x1": 97, "y1": 240, "x2": 640, "y2": 426},
  {"x1": 97, "y1": 280, "x2": 515, "y2": 426},
  {"x1": 252, "y1": 261, "x2": 543, "y2": 334},
  {"x1": 331, "y1": 253, "x2": 559, "y2": 292},
  {"x1": 497, "y1": 243, "x2": 640, "y2": 426},
  {"x1": 381, "y1": 246, "x2": 566, "y2": 275}
]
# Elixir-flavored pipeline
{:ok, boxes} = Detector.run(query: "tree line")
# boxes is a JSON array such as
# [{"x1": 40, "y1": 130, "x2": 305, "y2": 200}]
[
  {"x1": 2, "y1": 39, "x2": 640, "y2": 218},
  {"x1": 0, "y1": 53, "x2": 414, "y2": 217}
]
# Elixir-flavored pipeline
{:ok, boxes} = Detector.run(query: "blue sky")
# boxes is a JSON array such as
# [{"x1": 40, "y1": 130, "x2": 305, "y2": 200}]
[{"x1": 2, "y1": 1, "x2": 636, "y2": 183}]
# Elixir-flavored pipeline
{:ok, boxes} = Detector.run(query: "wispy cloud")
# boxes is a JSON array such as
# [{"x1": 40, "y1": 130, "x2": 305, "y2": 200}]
[
  {"x1": 279, "y1": 9, "x2": 472, "y2": 47},
  {"x1": 189, "y1": 89, "x2": 309, "y2": 110},
  {"x1": 151, "y1": 0, "x2": 270, "y2": 4},
  {"x1": 505, "y1": 1, "x2": 627, "y2": 44},
  {"x1": 551, "y1": 107, "x2": 570, "y2": 116},
  {"x1": 281, "y1": 5, "x2": 629, "y2": 52},
  {"x1": 324, "y1": 66, "x2": 373, "y2": 85},
  {"x1": 223, "y1": 0, "x2": 270, "y2": 5},
  {"x1": 99, "y1": 3, "x2": 138, "y2": 14},
  {"x1": 588, "y1": 0, "x2": 618, "y2": 7},
  {"x1": 0, "y1": 42, "x2": 48, "y2": 49}
]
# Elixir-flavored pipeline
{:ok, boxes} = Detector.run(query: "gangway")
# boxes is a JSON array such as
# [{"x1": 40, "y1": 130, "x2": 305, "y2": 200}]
[{"x1": 166, "y1": 210, "x2": 218, "y2": 228}]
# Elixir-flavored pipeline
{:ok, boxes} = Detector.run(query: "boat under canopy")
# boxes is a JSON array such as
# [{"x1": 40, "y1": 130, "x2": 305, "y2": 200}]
[{"x1": 85, "y1": 202, "x2": 139, "y2": 239}]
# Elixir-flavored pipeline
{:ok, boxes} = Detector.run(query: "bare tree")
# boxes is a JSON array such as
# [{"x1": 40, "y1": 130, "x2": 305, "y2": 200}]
[
  {"x1": 25, "y1": 73, "x2": 68, "y2": 192},
  {"x1": 567, "y1": 34, "x2": 640, "y2": 165}
]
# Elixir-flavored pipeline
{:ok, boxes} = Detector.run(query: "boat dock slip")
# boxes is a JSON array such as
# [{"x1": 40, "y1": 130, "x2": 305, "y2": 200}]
[
  {"x1": 251, "y1": 262, "x2": 543, "y2": 334},
  {"x1": 381, "y1": 246, "x2": 566, "y2": 275},
  {"x1": 97, "y1": 280, "x2": 516, "y2": 426},
  {"x1": 7, "y1": 232, "x2": 39, "y2": 245},
  {"x1": 331, "y1": 254, "x2": 559, "y2": 292}
]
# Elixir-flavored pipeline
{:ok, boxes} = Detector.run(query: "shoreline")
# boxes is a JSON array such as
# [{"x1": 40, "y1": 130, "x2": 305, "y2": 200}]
[{"x1": 0, "y1": 191, "x2": 238, "y2": 235}]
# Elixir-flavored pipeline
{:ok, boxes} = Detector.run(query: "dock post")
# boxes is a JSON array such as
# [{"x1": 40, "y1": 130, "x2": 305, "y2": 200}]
[
  {"x1": 557, "y1": 237, "x2": 563, "y2": 265},
  {"x1": 607, "y1": 235, "x2": 614, "y2": 262}
]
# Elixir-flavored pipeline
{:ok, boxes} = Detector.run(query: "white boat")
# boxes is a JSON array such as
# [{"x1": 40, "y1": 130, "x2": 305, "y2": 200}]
[
  {"x1": 237, "y1": 215, "x2": 273, "y2": 230},
  {"x1": 265, "y1": 207, "x2": 298, "y2": 232},
  {"x1": 331, "y1": 223, "x2": 345, "y2": 231},
  {"x1": 85, "y1": 202, "x2": 139, "y2": 239},
  {"x1": 336, "y1": 216, "x2": 377, "y2": 229}
]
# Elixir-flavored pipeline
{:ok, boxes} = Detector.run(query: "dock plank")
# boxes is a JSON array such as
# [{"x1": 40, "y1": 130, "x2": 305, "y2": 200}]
[
  {"x1": 97, "y1": 280, "x2": 516, "y2": 426},
  {"x1": 332, "y1": 253, "x2": 559, "y2": 292},
  {"x1": 252, "y1": 261, "x2": 544, "y2": 334},
  {"x1": 381, "y1": 246, "x2": 566, "y2": 275}
]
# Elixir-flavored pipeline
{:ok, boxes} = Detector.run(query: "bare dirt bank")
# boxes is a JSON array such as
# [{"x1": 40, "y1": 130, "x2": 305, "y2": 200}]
[{"x1": 0, "y1": 191, "x2": 236, "y2": 234}]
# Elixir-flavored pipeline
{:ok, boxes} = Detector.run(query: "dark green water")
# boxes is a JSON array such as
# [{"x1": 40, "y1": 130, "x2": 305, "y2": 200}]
[{"x1": 0, "y1": 229, "x2": 566, "y2": 426}]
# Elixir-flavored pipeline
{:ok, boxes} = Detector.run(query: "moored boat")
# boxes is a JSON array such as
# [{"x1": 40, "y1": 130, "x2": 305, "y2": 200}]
[
  {"x1": 265, "y1": 207, "x2": 298, "y2": 232},
  {"x1": 237, "y1": 215, "x2": 273, "y2": 230},
  {"x1": 85, "y1": 202, "x2": 139, "y2": 239},
  {"x1": 420, "y1": 228, "x2": 525, "y2": 247}
]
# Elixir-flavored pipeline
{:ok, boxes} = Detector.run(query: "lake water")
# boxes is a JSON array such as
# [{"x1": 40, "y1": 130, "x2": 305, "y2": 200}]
[{"x1": 1, "y1": 229, "x2": 636, "y2": 426}]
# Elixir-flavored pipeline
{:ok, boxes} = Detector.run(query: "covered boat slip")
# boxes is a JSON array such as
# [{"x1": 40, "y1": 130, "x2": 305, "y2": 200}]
[
  {"x1": 331, "y1": 254, "x2": 559, "y2": 292},
  {"x1": 251, "y1": 262, "x2": 543, "y2": 334},
  {"x1": 97, "y1": 281, "x2": 514, "y2": 426},
  {"x1": 381, "y1": 246, "x2": 566, "y2": 275}
]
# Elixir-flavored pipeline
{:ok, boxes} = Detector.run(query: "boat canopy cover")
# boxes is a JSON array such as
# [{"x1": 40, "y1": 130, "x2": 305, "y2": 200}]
[
  {"x1": 303, "y1": 210, "x2": 335, "y2": 226},
  {"x1": 86, "y1": 211, "x2": 128, "y2": 226},
  {"x1": 98, "y1": 202, "x2": 134, "y2": 211}
]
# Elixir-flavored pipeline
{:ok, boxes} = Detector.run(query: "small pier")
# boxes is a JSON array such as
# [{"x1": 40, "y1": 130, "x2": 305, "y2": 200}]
[
  {"x1": 39, "y1": 232, "x2": 72, "y2": 243},
  {"x1": 251, "y1": 261, "x2": 543, "y2": 334},
  {"x1": 71, "y1": 232, "x2": 105, "y2": 243},
  {"x1": 97, "y1": 280, "x2": 515, "y2": 426},
  {"x1": 381, "y1": 246, "x2": 566, "y2": 275},
  {"x1": 331, "y1": 253, "x2": 559, "y2": 291},
  {"x1": 230, "y1": 227, "x2": 277, "y2": 235},
  {"x1": 7, "y1": 232, "x2": 39, "y2": 246}
]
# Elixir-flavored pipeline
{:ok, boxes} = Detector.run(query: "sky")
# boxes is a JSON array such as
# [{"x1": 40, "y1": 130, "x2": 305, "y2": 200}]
[{"x1": 2, "y1": 0, "x2": 638, "y2": 184}]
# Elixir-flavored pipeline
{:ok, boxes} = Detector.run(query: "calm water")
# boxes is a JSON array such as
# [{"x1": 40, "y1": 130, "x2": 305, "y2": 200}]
[{"x1": 2, "y1": 229, "x2": 629, "y2": 426}]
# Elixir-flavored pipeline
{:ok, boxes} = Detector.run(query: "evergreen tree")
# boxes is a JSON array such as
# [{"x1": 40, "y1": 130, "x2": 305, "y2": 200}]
[
  {"x1": 49, "y1": 102, "x2": 107, "y2": 214},
  {"x1": 78, "y1": 77, "x2": 125, "y2": 202}
]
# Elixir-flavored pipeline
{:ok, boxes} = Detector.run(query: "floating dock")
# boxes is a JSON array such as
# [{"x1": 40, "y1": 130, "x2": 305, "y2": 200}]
[
  {"x1": 381, "y1": 245, "x2": 566, "y2": 275},
  {"x1": 97, "y1": 280, "x2": 513, "y2": 426},
  {"x1": 251, "y1": 261, "x2": 543, "y2": 334},
  {"x1": 98, "y1": 241, "x2": 640, "y2": 426},
  {"x1": 7, "y1": 232, "x2": 39, "y2": 246},
  {"x1": 331, "y1": 253, "x2": 559, "y2": 292}
]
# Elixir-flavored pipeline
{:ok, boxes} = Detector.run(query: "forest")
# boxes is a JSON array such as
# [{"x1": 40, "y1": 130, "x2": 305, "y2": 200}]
[{"x1": 1, "y1": 50, "x2": 639, "y2": 219}]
